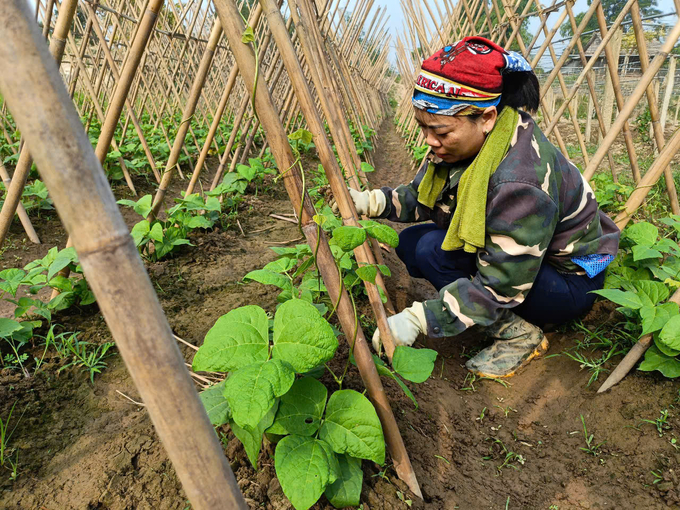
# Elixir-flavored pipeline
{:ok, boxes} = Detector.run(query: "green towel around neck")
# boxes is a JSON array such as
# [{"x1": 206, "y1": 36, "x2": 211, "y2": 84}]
[{"x1": 417, "y1": 107, "x2": 519, "y2": 252}]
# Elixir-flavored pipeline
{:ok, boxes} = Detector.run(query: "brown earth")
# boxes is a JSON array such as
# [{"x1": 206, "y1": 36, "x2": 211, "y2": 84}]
[{"x1": 0, "y1": 117, "x2": 679, "y2": 510}]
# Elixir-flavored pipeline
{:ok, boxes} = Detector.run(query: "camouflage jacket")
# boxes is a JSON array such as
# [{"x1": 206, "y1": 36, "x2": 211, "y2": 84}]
[{"x1": 378, "y1": 111, "x2": 620, "y2": 338}]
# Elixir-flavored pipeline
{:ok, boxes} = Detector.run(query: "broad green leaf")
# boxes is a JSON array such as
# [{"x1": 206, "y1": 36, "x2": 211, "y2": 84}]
[
  {"x1": 654, "y1": 238, "x2": 680, "y2": 255},
  {"x1": 319, "y1": 389, "x2": 385, "y2": 464},
  {"x1": 288, "y1": 128, "x2": 313, "y2": 145},
  {"x1": 237, "y1": 164, "x2": 257, "y2": 182},
  {"x1": 0, "y1": 318, "x2": 23, "y2": 338},
  {"x1": 272, "y1": 377, "x2": 327, "y2": 436},
  {"x1": 633, "y1": 280, "x2": 670, "y2": 306},
  {"x1": 655, "y1": 334, "x2": 680, "y2": 357},
  {"x1": 192, "y1": 305, "x2": 269, "y2": 372},
  {"x1": 378, "y1": 265, "x2": 391, "y2": 277},
  {"x1": 0, "y1": 268, "x2": 26, "y2": 297},
  {"x1": 231, "y1": 401, "x2": 278, "y2": 469},
  {"x1": 275, "y1": 435, "x2": 339, "y2": 510},
  {"x1": 244, "y1": 269, "x2": 292, "y2": 290},
  {"x1": 48, "y1": 291, "x2": 75, "y2": 311},
  {"x1": 186, "y1": 216, "x2": 213, "y2": 229},
  {"x1": 272, "y1": 300, "x2": 338, "y2": 373},
  {"x1": 591, "y1": 289, "x2": 644, "y2": 309},
  {"x1": 263, "y1": 257, "x2": 298, "y2": 273},
  {"x1": 332, "y1": 226, "x2": 366, "y2": 252},
  {"x1": 356, "y1": 265, "x2": 378, "y2": 284},
  {"x1": 640, "y1": 303, "x2": 679, "y2": 335},
  {"x1": 625, "y1": 222, "x2": 658, "y2": 246},
  {"x1": 325, "y1": 454, "x2": 362, "y2": 508},
  {"x1": 632, "y1": 245, "x2": 663, "y2": 262},
  {"x1": 47, "y1": 247, "x2": 78, "y2": 281},
  {"x1": 364, "y1": 223, "x2": 399, "y2": 248},
  {"x1": 360, "y1": 161, "x2": 375, "y2": 173},
  {"x1": 392, "y1": 346, "x2": 438, "y2": 383},
  {"x1": 224, "y1": 359, "x2": 295, "y2": 430},
  {"x1": 199, "y1": 381, "x2": 230, "y2": 426},
  {"x1": 204, "y1": 197, "x2": 221, "y2": 212},
  {"x1": 130, "y1": 220, "x2": 150, "y2": 246},
  {"x1": 639, "y1": 345, "x2": 680, "y2": 378},
  {"x1": 659, "y1": 315, "x2": 680, "y2": 351}
]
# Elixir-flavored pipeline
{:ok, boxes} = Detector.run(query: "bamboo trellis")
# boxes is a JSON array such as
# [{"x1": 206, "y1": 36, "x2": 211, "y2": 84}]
[{"x1": 0, "y1": 0, "x2": 419, "y2": 505}]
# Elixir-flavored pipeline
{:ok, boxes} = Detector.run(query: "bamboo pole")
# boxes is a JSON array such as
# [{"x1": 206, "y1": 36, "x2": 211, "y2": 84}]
[
  {"x1": 583, "y1": 16, "x2": 680, "y2": 181},
  {"x1": 629, "y1": 2, "x2": 680, "y2": 215},
  {"x1": 0, "y1": 2, "x2": 248, "y2": 508},
  {"x1": 150, "y1": 16, "x2": 223, "y2": 216},
  {"x1": 185, "y1": 5, "x2": 265, "y2": 195},
  {"x1": 213, "y1": 0, "x2": 422, "y2": 500},
  {"x1": 0, "y1": 161, "x2": 40, "y2": 244},
  {"x1": 593, "y1": 10, "x2": 642, "y2": 184},
  {"x1": 0, "y1": 0, "x2": 78, "y2": 248}
]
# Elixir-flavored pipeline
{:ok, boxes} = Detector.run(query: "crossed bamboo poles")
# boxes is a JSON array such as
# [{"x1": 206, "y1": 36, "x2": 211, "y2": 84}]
[{"x1": 0, "y1": 0, "x2": 420, "y2": 505}]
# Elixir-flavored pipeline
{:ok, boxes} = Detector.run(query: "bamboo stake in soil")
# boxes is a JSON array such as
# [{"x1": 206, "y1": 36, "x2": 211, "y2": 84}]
[
  {"x1": 150, "y1": 16, "x2": 223, "y2": 216},
  {"x1": 212, "y1": 0, "x2": 422, "y2": 500},
  {"x1": 0, "y1": 0, "x2": 78, "y2": 248},
  {"x1": 0, "y1": 2, "x2": 248, "y2": 508}
]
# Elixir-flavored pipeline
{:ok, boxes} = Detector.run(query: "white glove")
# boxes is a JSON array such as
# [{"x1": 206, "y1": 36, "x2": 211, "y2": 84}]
[
  {"x1": 332, "y1": 188, "x2": 387, "y2": 217},
  {"x1": 372, "y1": 302, "x2": 428, "y2": 352}
]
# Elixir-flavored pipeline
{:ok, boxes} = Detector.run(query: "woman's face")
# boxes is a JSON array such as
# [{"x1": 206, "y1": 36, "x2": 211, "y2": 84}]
[{"x1": 414, "y1": 107, "x2": 497, "y2": 164}]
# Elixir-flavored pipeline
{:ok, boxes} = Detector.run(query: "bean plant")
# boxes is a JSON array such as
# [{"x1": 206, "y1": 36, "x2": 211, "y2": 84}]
[
  {"x1": 194, "y1": 299, "x2": 436, "y2": 509},
  {"x1": 593, "y1": 216, "x2": 680, "y2": 376}
]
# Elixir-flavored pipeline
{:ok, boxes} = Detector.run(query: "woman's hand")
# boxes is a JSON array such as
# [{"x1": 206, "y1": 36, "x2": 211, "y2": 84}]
[
  {"x1": 372, "y1": 302, "x2": 428, "y2": 352},
  {"x1": 332, "y1": 188, "x2": 387, "y2": 217}
]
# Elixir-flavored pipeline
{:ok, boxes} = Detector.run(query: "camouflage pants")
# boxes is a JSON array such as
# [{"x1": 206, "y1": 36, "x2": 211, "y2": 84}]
[{"x1": 396, "y1": 223, "x2": 605, "y2": 328}]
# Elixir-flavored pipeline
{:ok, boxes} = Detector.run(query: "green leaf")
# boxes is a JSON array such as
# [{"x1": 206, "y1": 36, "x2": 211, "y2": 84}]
[
  {"x1": 356, "y1": 265, "x2": 378, "y2": 284},
  {"x1": 324, "y1": 454, "x2": 363, "y2": 508},
  {"x1": 659, "y1": 315, "x2": 680, "y2": 351},
  {"x1": 625, "y1": 222, "x2": 658, "y2": 246},
  {"x1": 47, "y1": 247, "x2": 78, "y2": 281},
  {"x1": 244, "y1": 269, "x2": 292, "y2": 290},
  {"x1": 231, "y1": 401, "x2": 278, "y2": 469},
  {"x1": 364, "y1": 223, "x2": 399, "y2": 248},
  {"x1": 378, "y1": 265, "x2": 391, "y2": 277},
  {"x1": 192, "y1": 305, "x2": 269, "y2": 372},
  {"x1": 237, "y1": 164, "x2": 257, "y2": 182},
  {"x1": 275, "y1": 435, "x2": 339, "y2": 510},
  {"x1": 271, "y1": 377, "x2": 327, "y2": 436},
  {"x1": 288, "y1": 128, "x2": 313, "y2": 145},
  {"x1": 199, "y1": 381, "x2": 231, "y2": 426},
  {"x1": 655, "y1": 333, "x2": 680, "y2": 357},
  {"x1": 332, "y1": 226, "x2": 366, "y2": 252},
  {"x1": 639, "y1": 345, "x2": 680, "y2": 378},
  {"x1": 392, "y1": 346, "x2": 438, "y2": 383},
  {"x1": 0, "y1": 268, "x2": 26, "y2": 297},
  {"x1": 360, "y1": 162, "x2": 375, "y2": 173},
  {"x1": 633, "y1": 280, "x2": 670, "y2": 306},
  {"x1": 632, "y1": 245, "x2": 663, "y2": 262},
  {"x1": 224, "y1": 359, "x2": 295, "y2": 430},
  {"x1": 130, "y1": 220, "x2": 151, "y2": 246},
  {"x1": 591, "y1": 289, "x2": 644, "y2": 309},
  {"x1": 0, "y1": 318, "x2": 23, "y2": 338},
  {"x1": 319, "y1": 389, "x2": 385, "y2": 464},
  {"x1": 241, "y1": 25, "x2": 255, "y2": 43},
  {"x1": 640, "y1": 303, "x2": 679, "y2": 335},
  {"x1": 272, "y1": 300, "x2": 338, "y2": 373},
  {"x1": 263, "y1": 257, "x2": 298, "y2": 273}
]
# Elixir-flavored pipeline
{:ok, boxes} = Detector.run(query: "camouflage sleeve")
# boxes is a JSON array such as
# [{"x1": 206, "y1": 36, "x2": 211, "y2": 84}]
[
  {"x1": 377, "y1": 162, "x2": 433, "y2": 223},
  {"x1": 421, "y1": 182, "x2": 559, "y2": 337}
]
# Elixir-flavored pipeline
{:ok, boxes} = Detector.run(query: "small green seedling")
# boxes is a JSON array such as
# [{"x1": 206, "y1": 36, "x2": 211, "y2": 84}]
[
  {"x1": 638, "y1": 409, "x2": 671, "y2": 437},
  {"x1": 579, "y1": 415, "x2": 606, "y2": 456}
]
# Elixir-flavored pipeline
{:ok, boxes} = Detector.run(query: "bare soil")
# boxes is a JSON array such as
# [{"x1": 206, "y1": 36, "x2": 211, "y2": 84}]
[{"x1": 1, "y1": 118, "x2": 679, "y2": 510}]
